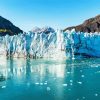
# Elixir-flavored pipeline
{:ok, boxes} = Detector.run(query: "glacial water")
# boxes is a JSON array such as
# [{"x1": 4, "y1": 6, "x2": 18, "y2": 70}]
[{"x1": 0, "y1": 58, "x2": 100, "y2": 100}]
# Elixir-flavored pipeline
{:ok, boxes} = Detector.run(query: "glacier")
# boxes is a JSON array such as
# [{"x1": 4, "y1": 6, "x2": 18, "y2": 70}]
[{"x1": 0, "y1": 28, "x2": 100, "y2": 59}]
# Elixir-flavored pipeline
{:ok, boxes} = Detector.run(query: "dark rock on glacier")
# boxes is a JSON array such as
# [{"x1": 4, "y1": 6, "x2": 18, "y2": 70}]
[
  {"x1": 0, "y1": 16, "x2": 23, "y2": 36},
  {"x1": 64, "y1": 15, "x2": 100, "y2": 33}
]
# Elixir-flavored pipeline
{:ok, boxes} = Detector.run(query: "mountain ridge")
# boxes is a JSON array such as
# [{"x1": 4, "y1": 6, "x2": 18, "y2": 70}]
[
  {"x1": 64, "y1": 15, "x2": 100, "y2": 33},
  {"x1": 0, "y1": 16, "x2": 23, "y2": 36}
]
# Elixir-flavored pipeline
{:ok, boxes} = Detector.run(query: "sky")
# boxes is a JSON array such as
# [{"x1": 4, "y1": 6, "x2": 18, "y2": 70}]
[{"x1": 0, "y1": 0, "x2": 100, "y2": 32}]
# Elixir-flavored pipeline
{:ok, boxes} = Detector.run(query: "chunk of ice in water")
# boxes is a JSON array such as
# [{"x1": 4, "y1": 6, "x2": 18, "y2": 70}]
[
  {"x1": 77, "y1": 82, "x2": 82, "y2": 84},
  {"x1": 40, "y1": 83, "x2": 43, "y2": 85},
  {"x1": 95, "y1": 93, "x2": 98, "y2": 96},
  {"x1": 82, "y1": 97, "x2": 85, "y2": 99},
  {"x1": 44, "y1": 83, "x2": 47, "y2": 85},
  {"x1": 2, "y1": 86, "x2": 6, "y2": 88},
  {"x1": 47, "y1": 87, "x2": 51, "y2": 91},
  {"x1": 96, "y1": 71, "x2": 100, "y2": 73},
  {"x1": 81, "y1": 75, "x2": 85, "y2": 78},
  {"x1": 70, "y1": 80, "x2": 73, "y2": 82},
  {"x1": 67, "y1": 72, "x2": 70, "y2": 74},
  {"x1": 70, "y1": 83, "x2": 73, "y2": 86},
  {"x1": 35, "y1": 82, "x2": 39, "y2": 85},
  {"x1": 62, "y1": 84, "x2": 68, "y2": 86}
]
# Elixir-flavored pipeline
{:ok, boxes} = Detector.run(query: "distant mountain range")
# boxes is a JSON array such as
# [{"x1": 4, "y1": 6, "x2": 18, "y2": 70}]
[
  {"x1": 0, "y1": 16, "x2": 23, "y2": 36},
  {"x1": 30, "y1": 26, "x2": 55, "y2": 34},
  {"x1": 0, "y1": 15, "x2": 100, "y2": 36},
  {"x1": 64, "y1": 15, "x2": 100, "y2": 33}
]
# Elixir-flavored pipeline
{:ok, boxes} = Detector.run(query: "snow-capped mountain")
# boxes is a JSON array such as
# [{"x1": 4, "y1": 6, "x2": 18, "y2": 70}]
[
  {"x1": 31, "y1": 26, "x2": 55, "y2": 34},
  {"x1": 31, "y1": 27, "x2": 41, "y2": 33}
]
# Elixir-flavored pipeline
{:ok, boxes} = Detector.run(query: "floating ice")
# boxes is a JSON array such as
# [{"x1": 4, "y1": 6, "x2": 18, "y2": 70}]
[
  {"x1": 77, "y1": 82, "x2": 82, "y2": 84},
  {"x1": 70, "y1": 80, "x2": 73, "y2": 82},
  {"x1": 70, "y1": 83, "x2": 73, "y2": 86},
  {"x1": 67, "y1": 72, "x2": 71, "y2": 74},
  {"x1": 81, "y1": 75, "x2": 85, "y2": 78},
  {"x1": 62, "y1": 84, "x2": 68, "y2": 86},
  {"x1": 95, "y1": 71, "x2": 100, "y2": 73},
  {"x1": 35, "y1": 82, "x2": 39, "y2": 85},
  {"x1": 40, "y1": 83, "x2": 43, "y2": 85},
  {"x1": 1, "y1": 85, "x2": 6, "y2": 88},
  {"x1": 95, "y1": 93, "x2": 98, "y2": 96},
  {"x1": 47, "y1": 87, "x2": 51, "y2": 91},
  {"x1": 82, "y1": 97, "x2": 86, "y2": 99},
  {"x1": 44, "y1": 83, "x2": 47, "y2": 85}
]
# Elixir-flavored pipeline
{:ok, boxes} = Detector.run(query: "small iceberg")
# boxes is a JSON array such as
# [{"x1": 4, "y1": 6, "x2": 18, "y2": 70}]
[{"x1": 62, "y1": 84, "x2": 68, "y2": 86}]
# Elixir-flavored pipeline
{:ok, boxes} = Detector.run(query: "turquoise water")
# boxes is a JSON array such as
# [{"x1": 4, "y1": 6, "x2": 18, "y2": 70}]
[{"x1": 0, "y1": 58, "x2": 100, "y2": 100}]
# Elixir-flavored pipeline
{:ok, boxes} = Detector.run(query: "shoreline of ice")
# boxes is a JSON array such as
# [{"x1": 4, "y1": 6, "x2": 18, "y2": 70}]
[{"x1": 0, "y1": 29, "x2": 100, "y2": 59}]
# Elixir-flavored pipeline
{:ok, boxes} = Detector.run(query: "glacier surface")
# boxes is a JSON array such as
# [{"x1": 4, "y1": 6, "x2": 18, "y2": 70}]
[{"x1": 0, "y1": 28, "x2": 100, "y2": 59}]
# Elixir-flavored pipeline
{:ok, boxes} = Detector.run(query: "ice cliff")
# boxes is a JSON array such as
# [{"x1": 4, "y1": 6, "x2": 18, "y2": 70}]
[
  {"x1": 0, "y1": 28, "x2": 100, "y2": 59},
  {"x1": 0, "y1": 28, "x2": 66, "y2": 59},
  {"x1": 65, "y1": 29, "x2": 100, "y2": 58}
]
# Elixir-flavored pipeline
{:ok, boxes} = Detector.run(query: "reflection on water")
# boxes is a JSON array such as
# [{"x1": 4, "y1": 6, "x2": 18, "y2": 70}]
[
  {"x1": 0, "y1": 57, "x2": 100, "y2": 100},
  {"x1": 0, "y1": 58, "x2": 66, "y2": 81}
]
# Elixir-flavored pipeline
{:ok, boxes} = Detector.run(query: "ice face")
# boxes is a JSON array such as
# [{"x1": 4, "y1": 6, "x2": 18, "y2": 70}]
[
  {"x1": 64, "y1": 30, "x2": 100, "y2": 58},
  {"x1": 0, "y1": 29, "x2": 100, "y2": 59},
  {"x1": 0, "y1": 29, "x2": 66, "y2": 59}
]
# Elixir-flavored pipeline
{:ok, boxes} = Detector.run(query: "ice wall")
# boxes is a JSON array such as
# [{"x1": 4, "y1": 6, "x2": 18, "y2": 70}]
[
  {"x1": 64, "y1": 29, "x2": 100, "y2": 58},
  {"x1": 0, "y1": 30, "x2": 66, "y2": 59},
  {"x1": 0, "y1": 29, "x2": 100, "y2": 59}
]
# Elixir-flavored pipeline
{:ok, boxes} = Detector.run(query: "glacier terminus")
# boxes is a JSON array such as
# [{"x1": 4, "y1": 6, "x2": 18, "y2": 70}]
[{"x1": 0, "y1": 27, "x2": 100, "y2": 59}]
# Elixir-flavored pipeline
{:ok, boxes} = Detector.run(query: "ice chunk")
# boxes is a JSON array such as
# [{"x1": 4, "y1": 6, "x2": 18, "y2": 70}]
[
  {"x1": 77, "y1": 82, "x2": 82, "y2": 84},
  {"x1": 35, "y1": 82, "x2": 39, "y2": 85},
  {"x1": 62, "y1": 84, "x2": 68, "y2": 86},
  {"x1": 47, "y1": 87, "x2": 51, "y2": 91},
  {"x1": 1, "y1": 86, "x2": 6, "y2": 88}
]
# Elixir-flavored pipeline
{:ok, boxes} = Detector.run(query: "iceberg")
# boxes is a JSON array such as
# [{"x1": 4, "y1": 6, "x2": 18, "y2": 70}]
[{"x1": 0, "y1": 28, "x2": 100, "y2": 59}]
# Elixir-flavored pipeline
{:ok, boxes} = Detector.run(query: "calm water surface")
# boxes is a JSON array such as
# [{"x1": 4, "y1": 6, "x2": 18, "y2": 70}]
[{"x1": 0, "y1": 58, "x2": 100, "y2": 100}]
